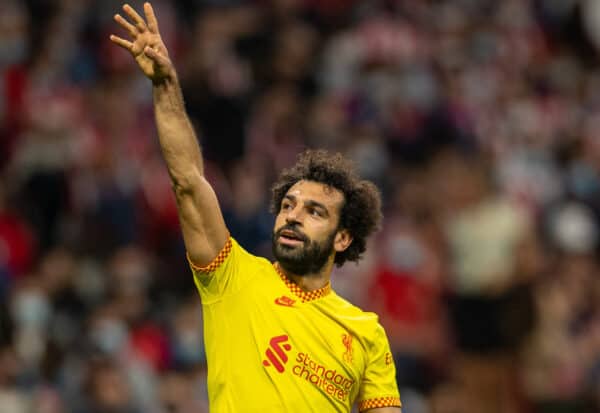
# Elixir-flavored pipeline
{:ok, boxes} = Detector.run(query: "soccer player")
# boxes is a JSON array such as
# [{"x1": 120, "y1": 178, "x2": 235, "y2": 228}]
[{"x1": 110, "y1": 3, "x2": 401, "y2": 412}]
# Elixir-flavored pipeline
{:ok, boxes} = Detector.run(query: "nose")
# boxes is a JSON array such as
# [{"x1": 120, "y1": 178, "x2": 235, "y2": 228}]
[
  {"x1": 285, "y1": 216, "x2": 300, "y2": 227},
  {"x1": 285, "y1": 205, "x2": 303, "y2": 225}
]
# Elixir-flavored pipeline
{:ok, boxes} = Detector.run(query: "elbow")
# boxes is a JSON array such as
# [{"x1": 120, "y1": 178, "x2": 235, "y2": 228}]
[
  {"x1": 172, "y1": 179, "x2": 191, "y2": 197},
  {"x1": 170, "y1": 169, "x2": 202, "y2": 197}
]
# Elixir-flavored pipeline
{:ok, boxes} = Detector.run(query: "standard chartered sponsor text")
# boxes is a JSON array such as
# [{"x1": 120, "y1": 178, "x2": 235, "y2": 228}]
[{"x1": 292, "y1": 352, "x2": 354, "y2": 401}]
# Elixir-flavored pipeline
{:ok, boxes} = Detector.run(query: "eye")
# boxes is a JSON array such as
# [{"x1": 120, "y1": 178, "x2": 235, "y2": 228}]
[
  {"x1": 308, "y1": 207, "x2": 323, "y2": 217},
  {"x1": 281, "y1": 201, "x2": 292, "y2": 211}
]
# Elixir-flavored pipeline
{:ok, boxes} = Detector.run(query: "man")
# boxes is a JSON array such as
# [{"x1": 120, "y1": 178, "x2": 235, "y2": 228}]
[{"x1": 110, "y1": 3, "x2": 401, "y2": 412}]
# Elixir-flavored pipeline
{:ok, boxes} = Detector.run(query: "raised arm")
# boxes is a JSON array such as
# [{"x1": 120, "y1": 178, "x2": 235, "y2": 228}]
[{"x1": 110, "y1": 2, "x2": 228, "y2": 265}]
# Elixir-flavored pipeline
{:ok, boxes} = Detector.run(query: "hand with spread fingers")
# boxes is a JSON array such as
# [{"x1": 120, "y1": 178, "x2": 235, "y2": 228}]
[{"x1": 110, "y1": 2, "x2": 173, "y2": 83}]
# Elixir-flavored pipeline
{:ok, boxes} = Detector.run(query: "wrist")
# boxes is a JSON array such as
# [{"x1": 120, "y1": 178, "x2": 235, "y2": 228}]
[{"x1": 152, "y1": 69, "x2": 178, "y2": 88}]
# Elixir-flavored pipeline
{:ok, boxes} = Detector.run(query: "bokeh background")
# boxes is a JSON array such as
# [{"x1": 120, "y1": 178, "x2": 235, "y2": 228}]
[{"x1": 2, "y1": 0, "x2": 600, "y2": 412}]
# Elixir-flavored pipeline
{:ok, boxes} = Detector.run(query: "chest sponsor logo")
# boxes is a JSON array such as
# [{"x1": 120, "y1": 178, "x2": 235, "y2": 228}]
[
  {"x1": 262, "y1": 335, "x2": 292, "y2": 373},
  {"x1": 274, "y1": 295, "x2": 296, "y2": 307},
  {"x1": 262, "y1": 335, "x2": 355, "y2": 402}
]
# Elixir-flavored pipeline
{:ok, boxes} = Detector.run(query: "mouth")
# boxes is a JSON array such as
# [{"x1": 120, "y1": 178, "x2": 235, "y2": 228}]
[{"x1": 278, "y1": 229, "x2": 306, "y2": 246}]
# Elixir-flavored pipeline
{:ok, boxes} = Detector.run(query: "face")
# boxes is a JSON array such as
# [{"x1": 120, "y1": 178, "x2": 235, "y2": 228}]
[{"x1": 272, "y1": 180, "x2": 351, "y2": 275}]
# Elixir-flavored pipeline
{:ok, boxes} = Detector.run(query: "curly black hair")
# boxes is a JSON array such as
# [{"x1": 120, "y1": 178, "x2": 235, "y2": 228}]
[{"x1": 270, "y1": 149, "x2": 382, "y2": 266}]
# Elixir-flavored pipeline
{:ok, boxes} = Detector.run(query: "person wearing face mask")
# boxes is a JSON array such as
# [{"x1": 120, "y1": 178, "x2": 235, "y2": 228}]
[{"x1": 109, "y1": 3, "x2": 401, "y2": 412}]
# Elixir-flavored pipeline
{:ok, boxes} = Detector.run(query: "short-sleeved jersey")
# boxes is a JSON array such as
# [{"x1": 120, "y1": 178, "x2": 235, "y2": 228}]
[{"x1": 189, "y1": 238, "x2": 401, "y2": 412}]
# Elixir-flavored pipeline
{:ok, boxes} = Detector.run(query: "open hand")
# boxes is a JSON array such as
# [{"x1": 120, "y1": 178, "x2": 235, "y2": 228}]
[{"x1": 110, "y1": 2, "x2": 173, "y2": 83}]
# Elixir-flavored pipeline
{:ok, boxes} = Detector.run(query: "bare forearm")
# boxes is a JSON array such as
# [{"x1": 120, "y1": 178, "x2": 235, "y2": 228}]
[
  {"x1": 111, "y1": 2, "x2": 228, "y2": 263},
  {"x1": 153, "y1": 75, "x2": 203, "y2": 187}
]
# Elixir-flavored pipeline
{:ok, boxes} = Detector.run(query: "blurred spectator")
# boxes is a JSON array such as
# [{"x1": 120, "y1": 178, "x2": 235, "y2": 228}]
[
  {"x1": 81, "y1": 358, "x2": 141, "y2": 413},
  {"x1": 0, "y1": 181, "x2": 36, "y2": 287}
]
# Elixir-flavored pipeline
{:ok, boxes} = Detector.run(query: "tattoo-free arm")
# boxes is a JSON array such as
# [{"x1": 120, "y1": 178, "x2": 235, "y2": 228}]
[{"x1": 110, "y1": 2, "x2": 228, "y2": 264}]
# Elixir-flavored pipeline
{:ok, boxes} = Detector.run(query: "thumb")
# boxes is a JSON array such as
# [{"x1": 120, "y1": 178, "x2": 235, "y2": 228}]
[{"x1": 144, "y1": 46, "x2": 169, "y2": 66}]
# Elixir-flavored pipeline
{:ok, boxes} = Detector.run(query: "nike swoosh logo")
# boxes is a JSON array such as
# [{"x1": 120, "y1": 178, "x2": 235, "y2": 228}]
[{"x1": 274, "y1": 296, "x2": 296, "y2": 307}]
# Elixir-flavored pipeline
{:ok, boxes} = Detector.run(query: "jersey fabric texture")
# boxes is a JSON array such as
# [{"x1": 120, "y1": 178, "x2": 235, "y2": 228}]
[{"x1": 188, "y1": 237, "x2": 401, "y2": 412}]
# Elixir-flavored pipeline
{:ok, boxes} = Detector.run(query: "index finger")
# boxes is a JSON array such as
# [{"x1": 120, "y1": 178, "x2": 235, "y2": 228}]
[{"x1": 144, "y1": 2, "x2": 160, "y2": 34}]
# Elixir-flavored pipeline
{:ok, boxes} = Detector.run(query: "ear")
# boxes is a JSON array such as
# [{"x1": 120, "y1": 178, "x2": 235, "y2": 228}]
[{"x1": 334, "y1": 229, "x2": 353, "y2": 253}]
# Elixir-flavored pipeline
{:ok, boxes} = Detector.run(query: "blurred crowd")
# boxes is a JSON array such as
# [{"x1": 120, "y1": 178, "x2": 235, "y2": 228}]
[{"x1": 2, "y1": 0, "x2": 600, "y2": 412}]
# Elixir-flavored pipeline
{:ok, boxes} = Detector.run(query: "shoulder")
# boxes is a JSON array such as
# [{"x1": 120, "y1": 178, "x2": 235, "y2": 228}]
[
  {"x1": 327, "y1": 292, "x2": 377, "y2": 318},
  {"x1": 222, "y1": 238, "x2": 272, "y2": 268},
  {"x1": 325, "y1": 292, "x2": 384, "y2": 339},
  {"x1": 188, "y1": 237, "x2": 272, "y2": 280},
  {"x1": 190, "y1": 237, "x2": 274, "y2": 294}
]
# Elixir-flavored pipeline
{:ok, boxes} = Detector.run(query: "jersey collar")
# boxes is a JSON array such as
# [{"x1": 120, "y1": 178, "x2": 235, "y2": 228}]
[{"x1": 273, "y1": 263, "x2": 331, "y2": 303}]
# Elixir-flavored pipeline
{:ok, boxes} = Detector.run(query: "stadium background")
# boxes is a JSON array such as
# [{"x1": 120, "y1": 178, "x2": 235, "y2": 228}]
[{"x1": 1, "y1": 0, "x2": 600, "y2": 412}]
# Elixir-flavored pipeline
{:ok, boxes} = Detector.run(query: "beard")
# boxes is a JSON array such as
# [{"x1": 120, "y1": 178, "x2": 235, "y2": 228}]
[{"x1": 272, "y1": 224, "x2": 337, "y2": 276}]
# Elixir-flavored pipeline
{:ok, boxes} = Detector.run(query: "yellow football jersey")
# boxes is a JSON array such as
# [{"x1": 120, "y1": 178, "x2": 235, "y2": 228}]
[{"x1": 189, "y1": 237, "x2": 401, "y2": 412}]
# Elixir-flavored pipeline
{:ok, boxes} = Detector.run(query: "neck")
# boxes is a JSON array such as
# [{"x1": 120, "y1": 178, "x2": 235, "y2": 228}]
[{"x1": 278, "y1": 259, "x2": 334, "y2": 292}]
